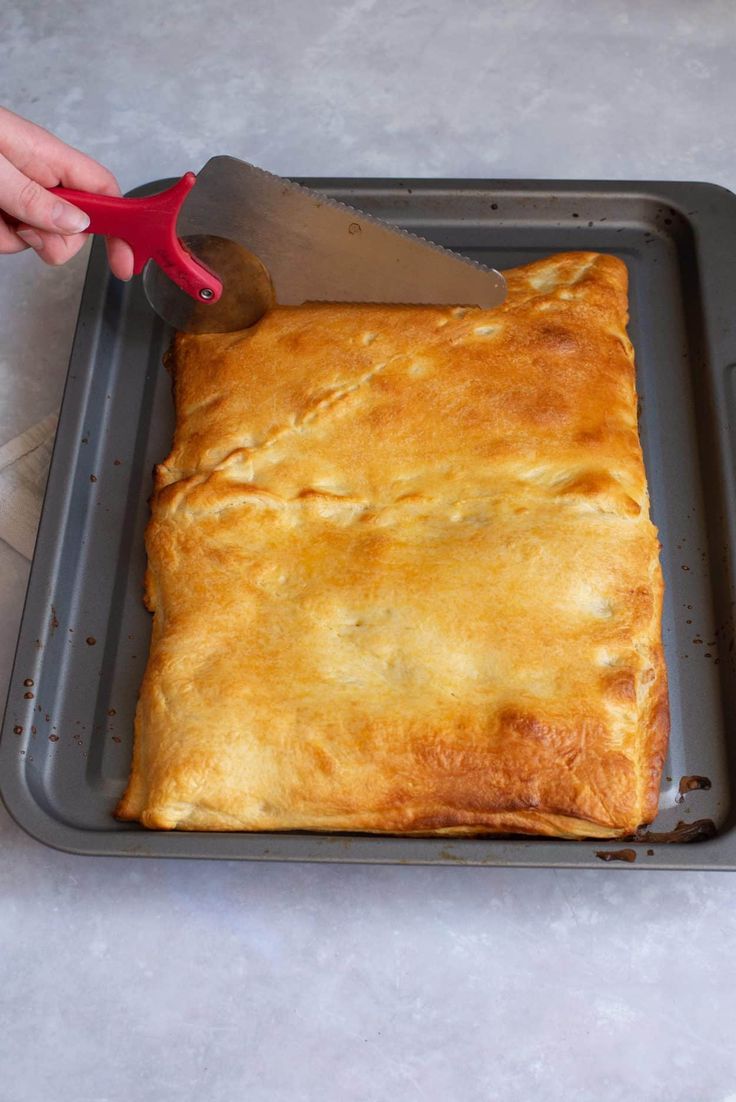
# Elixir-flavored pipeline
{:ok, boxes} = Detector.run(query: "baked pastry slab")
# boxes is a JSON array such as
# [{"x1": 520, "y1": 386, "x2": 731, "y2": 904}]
[{"x1": 117, "y1": 251, "x2": 669, "y2": 838}]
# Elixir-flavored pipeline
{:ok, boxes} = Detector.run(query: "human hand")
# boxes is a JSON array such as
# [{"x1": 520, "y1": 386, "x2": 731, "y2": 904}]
[{"x1": 0, "y1": 107, "x2": 134, "y2": 279}]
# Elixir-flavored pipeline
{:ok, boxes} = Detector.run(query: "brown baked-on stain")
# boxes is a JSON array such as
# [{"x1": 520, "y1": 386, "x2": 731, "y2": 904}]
[
  {"x1": 50, "y1": 606, "x2": 59, "y2": 631},
  {"x1": 86, "y1": 637, "x2": 96, "y2": 646},
  {"x1": 90, "y1": 474, "x2": 97, "y2": 483},
  {"x1": 23, "y1": 678, "x2": 33, "y2": 687},
  {"x1": 49, "y1": 734, "x2": 59, "y2": 742},
  {"x1": 596, "y1": 848, "x2": 637, "y2": 863},
  {"x1": 23, "y1": 692, "x2": 34, "y2": 700},
  {"x1": 677, "y1": 775, "x2": 712, "y2": 798},
  {"x1": 635, "y1": 819, "x2": 717, "y2": 844}
]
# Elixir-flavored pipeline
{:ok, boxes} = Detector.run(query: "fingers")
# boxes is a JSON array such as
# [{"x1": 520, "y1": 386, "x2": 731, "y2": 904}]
[
  {"x1": 0, "y1": 153, "x2": 90, "y2": 234},
  {"x1": 0, "y1": 110, "x2": 131, "y2": 277},
  {"x1": 14, "y1": 223, "x2": 88, "y2": 265},
  {"x1": 106, "y1": 236, "x2": 134, "y2": 281},
  {"x1": 0, "y1": 212, "x2": 30, "y2": 254},
  {"x1": 14, "y1": 223, "x2": 134, "y2": 277}
]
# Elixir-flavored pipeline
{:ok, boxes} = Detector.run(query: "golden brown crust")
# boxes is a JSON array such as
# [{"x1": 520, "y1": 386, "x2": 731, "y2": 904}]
[{"x1": 116, "y1": 250, "x2": 669, "y2": 838}]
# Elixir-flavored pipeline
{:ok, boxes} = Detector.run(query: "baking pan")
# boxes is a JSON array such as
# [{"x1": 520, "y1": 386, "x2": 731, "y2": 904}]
[{"x1": 2, "y1": 177, "x2": 736, "y2": 867}]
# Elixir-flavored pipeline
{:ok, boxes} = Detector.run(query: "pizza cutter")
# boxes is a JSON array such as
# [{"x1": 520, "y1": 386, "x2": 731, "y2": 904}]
[
  {"x1": 52, "y1": 157, "x2": 507, "y2": 333},
  {"x1": 51, "y1": 173, "x2": 274, "y2": 333}
]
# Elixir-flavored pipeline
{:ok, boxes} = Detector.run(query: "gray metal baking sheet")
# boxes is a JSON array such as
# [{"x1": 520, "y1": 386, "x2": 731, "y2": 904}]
[{"x1": 2, "y1": 177, "x2": 735, "y2": 867}]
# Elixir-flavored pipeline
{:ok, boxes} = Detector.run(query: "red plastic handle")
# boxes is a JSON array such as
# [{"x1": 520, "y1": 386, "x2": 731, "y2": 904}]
[{"x1": 51, "y1": 173, "x2": 222, "y2": 303}]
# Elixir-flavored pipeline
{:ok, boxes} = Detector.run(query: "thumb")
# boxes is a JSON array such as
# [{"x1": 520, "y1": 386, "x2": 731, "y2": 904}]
[{"x1": 0, "y1": 155, "x2": 89, "y2": 234}]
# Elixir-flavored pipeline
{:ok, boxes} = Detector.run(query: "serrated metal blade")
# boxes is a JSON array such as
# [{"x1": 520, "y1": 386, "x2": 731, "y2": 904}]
[{"x1": 177, "y1": 156, "x2": 506, "y2": 311}]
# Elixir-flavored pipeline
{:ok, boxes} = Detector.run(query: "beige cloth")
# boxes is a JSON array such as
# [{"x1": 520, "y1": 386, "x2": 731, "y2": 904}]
[{"x1": 0, "y1": 412, "x2": 58, "y2": 561}]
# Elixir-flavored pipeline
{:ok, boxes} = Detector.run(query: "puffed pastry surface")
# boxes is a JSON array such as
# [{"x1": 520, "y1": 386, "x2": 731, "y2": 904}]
[{"x1": 116, "y1": 251, "x2": 669, "y2": 837}]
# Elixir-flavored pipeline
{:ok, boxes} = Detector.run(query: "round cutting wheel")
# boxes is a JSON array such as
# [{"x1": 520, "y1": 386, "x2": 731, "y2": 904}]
[{"x1": 143, "y1": 234, "x2": 275, "y2": 333}]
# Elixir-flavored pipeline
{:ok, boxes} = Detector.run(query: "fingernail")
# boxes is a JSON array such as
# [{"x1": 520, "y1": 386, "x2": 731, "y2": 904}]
[
  {"x1": 52, "y1": 201, "x2": 90, "y2": 233},
  {"x1": 17, "y1": 228, "x2": 44, "y2": 250}
]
